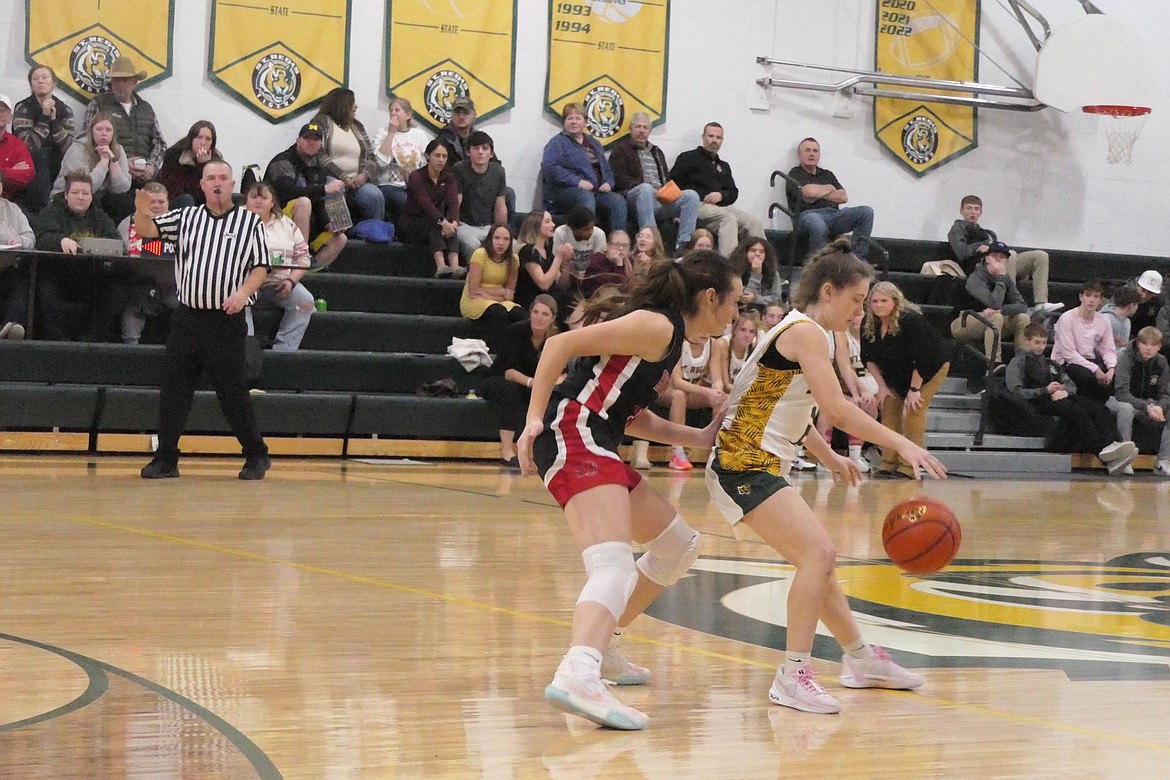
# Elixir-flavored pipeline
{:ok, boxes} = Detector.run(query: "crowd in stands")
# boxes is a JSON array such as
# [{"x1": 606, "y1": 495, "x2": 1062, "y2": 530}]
[{"x1": 2, "y1": 57, "x2": 1170, "y2": 477}]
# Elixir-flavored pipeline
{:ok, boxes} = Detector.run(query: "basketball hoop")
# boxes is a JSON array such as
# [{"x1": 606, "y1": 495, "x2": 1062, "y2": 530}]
[{"x1": 1082, "y1": 105, "x2": 1151, "y2": 165}]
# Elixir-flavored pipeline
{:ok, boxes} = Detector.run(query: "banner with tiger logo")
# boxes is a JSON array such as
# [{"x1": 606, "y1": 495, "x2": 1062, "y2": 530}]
[
  {"x1": 873, "y1": 0, "x2": 979, "y2": 176},
  {"x1": 545, "y1": 0, "x2": 670, "y2": 148},
  {"x1": 25, "y1": 0, "x2": 174, "y2": 103},
  {"x1": 384, "y1": 1, "x2": 517, "y2": 133},
  {"x1": 209, "y1": 0, "x2": 351, "y2": 123}
]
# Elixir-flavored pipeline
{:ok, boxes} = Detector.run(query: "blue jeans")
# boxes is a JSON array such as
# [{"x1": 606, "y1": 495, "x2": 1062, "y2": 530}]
[
  {"x1": 544, "y1": 185, "x2": 628, "y2": 235},
  {"x1": 245, "y1": 281, "x2": 315, "y2": 352},
  {"x1": 625, "y1": 183, "x2": 700, "y2": 247},
  {"x1": 796, "y1": 206, "x2": 874, "y2": 257},
  {"x1": 379, "y1": 184, "x2": 408, "y2": 222},
  {"x1": 351, "y1": 182, "x2": 386, "y2": 223}
]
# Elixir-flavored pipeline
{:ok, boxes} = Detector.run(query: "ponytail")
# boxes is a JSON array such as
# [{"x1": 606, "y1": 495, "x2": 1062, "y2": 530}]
[{"x1": 791, "y1": 237, "x2": 873, "y2": 311}]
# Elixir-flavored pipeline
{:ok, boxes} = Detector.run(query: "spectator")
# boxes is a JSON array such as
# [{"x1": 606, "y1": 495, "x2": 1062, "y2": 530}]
[
  {"x1": 1099, "y1": 285, "x2": 1141, "y2": 350},
  {"x1": 32, "y1": 171, "x2": 127, "y2": 341},
  {"x1": 683, "y1": 228, "x2": 715, "y2": 252},
  {"x1": 436, "y1": 95, "x2": 516, "y2": 219},
  {"x1": 946, "y1": 194, "x2": 1061, "y2": 314},
  {"x1": 862, "y1": 279, "x2": 951, "y2": 479},
  {"x1": 459, "y1": 223, "x2": 525, "y2": 350},
  {"x1": 672, "y1": 334, "x2": 726, "y2": 439},
  {"x1": 452, "y1": 130, "x2": 507, "y2": 261},
  {"x1": 1007, "y1": 322, "x2": 1138, "y2": 476},
  {"x1": 310, "y1": 87, "x2": 385, "y2": 223},
  {"x1": 949, "y1": 241, "x2": 1030, "y2": 366},
  {"x1": 515, "y1": 210, "x2": 574, "y2": 315},
  {"x1": 478, "y1": 294, "x2": 558, "y2": 467},
  {"x1": 264, "y1": 122, "x2": 349, "y2": 269},
  {"x1": 608, "y1": 112, "x2": 699, "y2": 251},
  {"x1": 1113, "y1": 326, "x2": 1170, "y2": 477},
  {"x1": 762, "y1": 302, "x2": 786, "y2": 329},
  {"x1": 1129, "y1": 270, "x2": 1163, "y2": 334},
  {"x1": 731, "y1": 237, "x2": 784, "y2": 312},
  {"x1": 1051, "y1": 280, "x2": 1117, "y2": 403},
  {"x1": 671, "y1": 122, "x2": 764, "y2": 256},
  {"x1": 0, "y1": 176, "x2": 35, "y2": 339},
  {"x1": 631, "y1": 225, "x2": 666, "y2": 267},
  {"x1": 834, "y1": 309, "x2": 879, "y2": 473},
  {"x1": 158, "y1": 120, "x2": 222, "y2": 208},
  {"x1": 242, "y1": 181, "x2": 315, "y2": 352},
  {"x1": 82, "y1": 57, "x2": 166, "y2": 221},
  {"x1": 400, "y1": 138, "x2": 461, "y2": 278},
  {"x1": 0, "y1": 94, "x2": 36, "y2": 201},
  {"x1": 53, "y1": 113, "x2": 130, "y2": 206},
  {"x1": 580, "y1": 230, "x2": 634, "y2": 299},
  {"x1": 541, "y1": 102, "x2": 627, "y2": 235},
  {"x1": 784, "y1": 137, "x2": 874, "y2": 260},
  {"x1": 11, "y1": 65, "x2": 74, "y2": 185},
  {"x1": 117, "y1": 181, "x2": 176, "y2": 345},
  {"x1": 551, "y1": 205, "x2": 606, "y2": 287},
  {"x1": 712, "y1": 308, "x2": 760, "y2": 391},
  {"x1": 372, "y1": 96, "x2": 428, "y2": 222}
]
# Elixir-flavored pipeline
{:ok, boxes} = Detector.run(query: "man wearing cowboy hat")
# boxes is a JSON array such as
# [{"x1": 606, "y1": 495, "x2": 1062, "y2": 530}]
[{"x1": 82, "y1": 56, "x2": 166, "y2": 220}]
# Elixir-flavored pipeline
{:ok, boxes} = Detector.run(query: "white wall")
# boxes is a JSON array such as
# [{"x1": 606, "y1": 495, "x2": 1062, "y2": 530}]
[{"x1": 2, "y1": 0, "x2": 1166, "y2": 256}]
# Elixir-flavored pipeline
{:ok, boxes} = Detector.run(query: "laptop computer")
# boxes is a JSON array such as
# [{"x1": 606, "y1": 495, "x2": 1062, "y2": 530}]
[{"x1": 78, "y1": 237, "x2": 126, "y2": 256}]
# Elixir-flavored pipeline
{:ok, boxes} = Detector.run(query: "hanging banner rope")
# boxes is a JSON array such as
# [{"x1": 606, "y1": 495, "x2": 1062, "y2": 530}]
[
  {"x1": 209, "y1": 0, "x2": 351, "y2": 124},
  {"x1": 545, "y1": 0, "x2": 671, "y2": 148},
  {"x1": 385, "y1": 1, "x2": 517, "y2": 133},
  {"x1": 874, "y1": 0, "x2": 979, "y2": 176},
  {"x1": 25, "y1": 0, "x2": 175, "y2": 103}
]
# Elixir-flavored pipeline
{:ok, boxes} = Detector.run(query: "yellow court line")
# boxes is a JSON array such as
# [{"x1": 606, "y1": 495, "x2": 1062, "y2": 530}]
[{"x1": 68, "y1": 515, "x2": 1170, "y2": 757}]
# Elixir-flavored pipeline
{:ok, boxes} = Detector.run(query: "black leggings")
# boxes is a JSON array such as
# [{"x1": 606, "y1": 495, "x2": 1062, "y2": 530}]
[
  {"x1": 475, "y1": 304, "x2": 527, "y2": 353},
  {"x1": 479, "y1": 375, "x2": 530, "y2": 433}
]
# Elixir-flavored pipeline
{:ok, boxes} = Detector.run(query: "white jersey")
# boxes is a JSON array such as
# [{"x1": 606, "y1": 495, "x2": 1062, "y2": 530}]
[
  {"x1": 711, "y1": 309, "x2": 834, "y2": 476},
  {"x1": 679, "y1": 337, "x2": 712, "y2": 385}
]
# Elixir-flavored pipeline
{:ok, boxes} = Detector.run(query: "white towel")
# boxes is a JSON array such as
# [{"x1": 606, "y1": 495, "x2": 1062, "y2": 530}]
[{"x1": 447, "y1": 337, "x2": 494, "y2": 371}]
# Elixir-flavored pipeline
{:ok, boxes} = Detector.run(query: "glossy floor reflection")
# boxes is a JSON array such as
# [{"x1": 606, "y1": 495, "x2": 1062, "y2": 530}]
[{"x1": 1, "y1": 456, "x2": 1168, "y2": 778}]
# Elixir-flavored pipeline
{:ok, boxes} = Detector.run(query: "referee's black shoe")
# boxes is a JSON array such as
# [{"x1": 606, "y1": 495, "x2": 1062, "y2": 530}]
[
  {"x1": 239, "y1": 455, "x2": 272, "y2": 481},
  {"x1": 141, "y1": 459, "x2": 180, "y2": 479}
]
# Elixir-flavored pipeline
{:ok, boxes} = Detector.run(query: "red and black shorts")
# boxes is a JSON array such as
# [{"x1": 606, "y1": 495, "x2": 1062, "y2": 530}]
[{"x1": 533, "y1": 398, "x2": 643, "y2": 507}]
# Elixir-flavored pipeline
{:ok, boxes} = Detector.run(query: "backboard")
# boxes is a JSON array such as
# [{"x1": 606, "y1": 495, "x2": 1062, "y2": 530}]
[{"x1": 1033, "y1": 14, "x2": 1157, "y2": 113}]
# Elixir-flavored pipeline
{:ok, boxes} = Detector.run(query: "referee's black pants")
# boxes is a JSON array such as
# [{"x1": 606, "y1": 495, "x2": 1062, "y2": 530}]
[{"x1": 155, "y1": 305, "x2": 268, "y2": 463}]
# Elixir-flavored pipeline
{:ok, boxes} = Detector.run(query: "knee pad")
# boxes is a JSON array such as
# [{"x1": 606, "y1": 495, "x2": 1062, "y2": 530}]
[
  {"x1": 577, "y1": 541, "x2": 638, "y2": 621},
  {"x1": 636, "y1": 514, "x2": 701, "y2": 587}
]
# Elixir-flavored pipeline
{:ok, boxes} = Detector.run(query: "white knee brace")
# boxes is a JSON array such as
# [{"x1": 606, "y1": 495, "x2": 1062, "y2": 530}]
[
  {"x1": 577, "y1": 541, "x2": 639, "y2": 621},
  {"x1": 636, "y1": 514, "x2": 701, "y2": 587}
]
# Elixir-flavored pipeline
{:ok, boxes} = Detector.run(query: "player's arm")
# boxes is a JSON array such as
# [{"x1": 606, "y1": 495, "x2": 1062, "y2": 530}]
[
  {"x1": 800, "y1": 426, "x2": 860, "y2": 486},
  {"x1": 625, "y1": 407, "x2": 720, "y2": 450}
]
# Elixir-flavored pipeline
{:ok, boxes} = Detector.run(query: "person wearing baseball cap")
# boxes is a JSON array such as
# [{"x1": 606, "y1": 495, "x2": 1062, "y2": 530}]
[
  {"x1": 436, "y1": 92, "x2": 516, "y2": 220},
  {"x1": 950, "y1": 239, "x2": 1032, "y2": 365},
  {"x1": 0, "y1": 93, "x2": 37, "y2": 198}
]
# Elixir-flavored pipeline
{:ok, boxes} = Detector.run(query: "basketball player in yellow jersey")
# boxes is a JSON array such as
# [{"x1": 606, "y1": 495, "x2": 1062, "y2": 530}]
[{"x1": 705, "y1": 238, "x2": 947, "y2": 714}]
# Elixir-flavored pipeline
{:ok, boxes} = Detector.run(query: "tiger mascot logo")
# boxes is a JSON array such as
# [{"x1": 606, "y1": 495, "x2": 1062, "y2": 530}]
[
  {"x1": 902, "y1": 115, "x2": 939, "y2": 165},
  {"x1": 424, "y1": 70, "x2": 470, "y2": 124},
  {"x1": 252, "y1": 54, "x2": 301, "y2": 111},
  {"x1": 584, "y1": 85, "x2": 624, "y2": 140},
  {"x1": 69, "y1": 36, "x2": 121, "y2": 95}
]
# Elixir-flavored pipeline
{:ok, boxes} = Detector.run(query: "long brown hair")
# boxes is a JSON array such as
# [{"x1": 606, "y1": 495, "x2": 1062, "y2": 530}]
[
  {"x1": 577, "y1": 249, "x2": 736, "y2": 324},
  {"x1": 791, "y1": 237, "x2": 873, "y2": 311},
  {"x1": 82, "y1": 112, "x2": 124, "y2": 168}
]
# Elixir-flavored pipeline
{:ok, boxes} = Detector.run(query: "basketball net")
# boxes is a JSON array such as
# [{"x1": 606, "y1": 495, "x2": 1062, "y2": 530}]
[{"x1": 1083, "y1": 105, "x2": 1151, "y2": 165}]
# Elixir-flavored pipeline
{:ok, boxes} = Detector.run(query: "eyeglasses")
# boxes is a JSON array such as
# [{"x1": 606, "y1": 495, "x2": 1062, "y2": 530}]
[{"x1": 609, "y1": 242, "x2": 630, "y2": 249}]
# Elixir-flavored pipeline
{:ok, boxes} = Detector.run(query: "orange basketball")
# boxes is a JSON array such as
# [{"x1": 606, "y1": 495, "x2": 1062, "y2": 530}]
[{"x1": 882, "y1": 497, "x2": 961, "y2": 574}]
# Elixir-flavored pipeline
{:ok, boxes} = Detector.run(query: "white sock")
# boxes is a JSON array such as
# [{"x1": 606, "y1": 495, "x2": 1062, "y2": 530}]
[
  {"x1": 843, "y1": 639, "x2": 874, "y2": 660},
  {"x1": 783, "y1": 652, "x2": 810, "y2": 673},
  {"x1": 672, "y1": 445, "x2": 687, "y2": 458},
  {"x1": 848, "y1": 444, "x2": 862, "y2": 460},
  {"x1": 562, "y1": 645, "x2": 603, "y2": 678}
]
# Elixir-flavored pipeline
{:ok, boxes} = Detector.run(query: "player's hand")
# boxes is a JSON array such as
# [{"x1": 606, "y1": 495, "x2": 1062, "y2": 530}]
[
  {"x1": 699, "y1": 399, "x2": 729, "y2": 446},
  {"x1": 516, "y1": 418, "x2": 544, "y2": 476},
  {"x1": 895, "y1": 441, "x2": 947, "y2": 481},
  {"x1": 826, "y1": 452, "x2": 862, "y2": 486}
]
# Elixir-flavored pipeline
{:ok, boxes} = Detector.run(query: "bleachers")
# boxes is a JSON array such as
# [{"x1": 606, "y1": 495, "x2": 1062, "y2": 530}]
[{"x1": 1, "y1": 229, "x2": 1166, "y2": 468}]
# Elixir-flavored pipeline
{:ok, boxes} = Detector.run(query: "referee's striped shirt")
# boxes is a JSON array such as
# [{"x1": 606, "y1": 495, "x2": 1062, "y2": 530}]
[{"x1": 154, "y1": 204, "x2": 270, "y2": 309}]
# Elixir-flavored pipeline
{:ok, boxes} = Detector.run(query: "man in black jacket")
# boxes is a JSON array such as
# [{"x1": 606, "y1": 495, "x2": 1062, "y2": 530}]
[
  {"x1": 264, "y1": 123, "x2": 347, "y2": 252},
  {"x1": 670, "y1": 122, "x2": 763, "y2": 255}
]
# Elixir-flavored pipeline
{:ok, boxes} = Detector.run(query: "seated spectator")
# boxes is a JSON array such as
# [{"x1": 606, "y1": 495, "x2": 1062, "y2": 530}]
[
  {"x1": 53, "y1": 113, "x2": 130, "y2": 207},
  {"x1": 0, "y1": 175, "x2": 35, "y2": 338},
  {"x1": 669, "y1": 334, "x2": 724, "y2": 468},
  {"x1": 242, "y1": 181, "x2": 315, "y2": 352},
  {"x1": 580, "y1": 230, "x2": 633, "y2": 299},
  {"x1": 32, "y1": 171, "x2": 128, "y2": 340},
  {"x1": 436, "y1": 95, "x2": 516, "y2": 219},
  {"x1": 762, "y1": 301, "x2": 786, "y2": 329},
  {"x1": 682, "y1": 228, "x2": 716, "y2": 253},
  {"x1": 862, "y1": 277, "x2": 951, "y2": 479},
  {"x1": 1051, "y1": 280, "x2": 1117, "y2": 403},
  {"x1": 833, "y1": 309, "x2": 879, "y2": 473},
  {"x1": 1112, "y1": 326, "x2": 1170, "y2": 477},
  {"x1": 12, "y1": 65, "x2": 74, "y2": 186},
  {"x1": 731, "y1": 236, "x2": 784, "y2": 312},
  {"x1": 1007, "y1": 322, "x2": 1137, "y2": 476},
  {"x1": 82, "y1": 57, "x2": 166, "y2": 221},
  {"x1": 631, "y1": 225, "x2": 666, "y2": 268},
  {"x1": 551, "y1": 205, "x2": 605, "y2": 287},
  {"x1": 459, "y1": 223, "x2": 525, "y2": 350},
  {"x1": 949, "y1": 241, "x2": 1030, "y2": 366},
  {"x1": 609, "y1": 112, "x2": 699, "y2": 251},
  {"x1": 1099, "y1": 285, "x2": 1141, "y2": 350},
  {"x1": 0, "y1": 94, "x2": 36, "y2": 204},
  {"x1": 946, "y1": 194, "x2": 1061, "y2": 315},
  {"x1": 540, "y1": 102, "x2": 627, "y2": 234},
  {"x1": 671, "y1": 122, "x2": 764, "y2": 256},
  {"x1": 158, "y1": 120, "x2": 222, "y2": 208},
  {"x1": 452, "y1": 130, "x2": 507, "y2": 261},
  {"x1": 400, "y1": 139, "x2": 461, "y2": 278},
  {"x1": 117, "y1": 181, "x2": 177, "y2": 345},
  {"x1": 478, "y1": 294, "x2": 558, "y2": 467},
  {"x1": 1129, "y1": 270, "x2": 1163, "y2": 334},
  {"x1": 712, "y1": 308, "x2": 760, "y2": 390},
  {"x1": 264, "y1": 122, "x2": 348, "y2": 268},
  {"x1": 783, "y1": 137, "x2": 872, "y2": 259},
  {"x1": 515, "y1": 210, "x2": 573, "y2": 316},
  {"x1": 372, "y1": 96, "x2": 428, "y2": 222},
  {"x1": 310, "y1": 87, "x2": 385, "y2": 224}
]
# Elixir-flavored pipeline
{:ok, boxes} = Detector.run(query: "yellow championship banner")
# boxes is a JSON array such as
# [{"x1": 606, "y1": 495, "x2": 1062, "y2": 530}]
[
  {"x1": 209, "y1": 0, "x2": 351, "y2": 123},
  {"x1": 545, "y1": 0, "x2": 670, "y2": 147},
  {"x1": 385, "y1": 1, "x2": 517, "y2": 133},
  {"x1": 874, "y1": 0, "x2": 979, "y2": 176},
  {"x1": 25, "y1": 0, "x2": 174, "y2": 103}
]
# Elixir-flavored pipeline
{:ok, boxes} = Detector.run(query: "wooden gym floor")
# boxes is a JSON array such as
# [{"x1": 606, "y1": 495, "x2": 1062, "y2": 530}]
[{"x1": 1, "y1": 455, "x2": 1168, "y2": 778}]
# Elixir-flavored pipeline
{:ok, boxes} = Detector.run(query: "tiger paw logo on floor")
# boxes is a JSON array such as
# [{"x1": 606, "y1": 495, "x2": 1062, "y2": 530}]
[
  {"x1": 585, "y1": 86, "x2": 624, "y2": 139},
  {"x1": 424, "y1": 70, "x2": 470, "y2": 124},
  {"x1": 902, "y1": 115, "x2": 939, "y2": 165},
  {"x1": 252, "y1": 54, "x2": 301, "y2": 111},
  {"x1": 69, "y1": 36, "x2": 120, "y2": 94}
]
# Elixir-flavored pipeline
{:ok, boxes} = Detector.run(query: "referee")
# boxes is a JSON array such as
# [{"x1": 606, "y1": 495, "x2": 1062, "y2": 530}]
[{"x1": 136, "y1": 160, "x2": 273, "y2": 480}]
